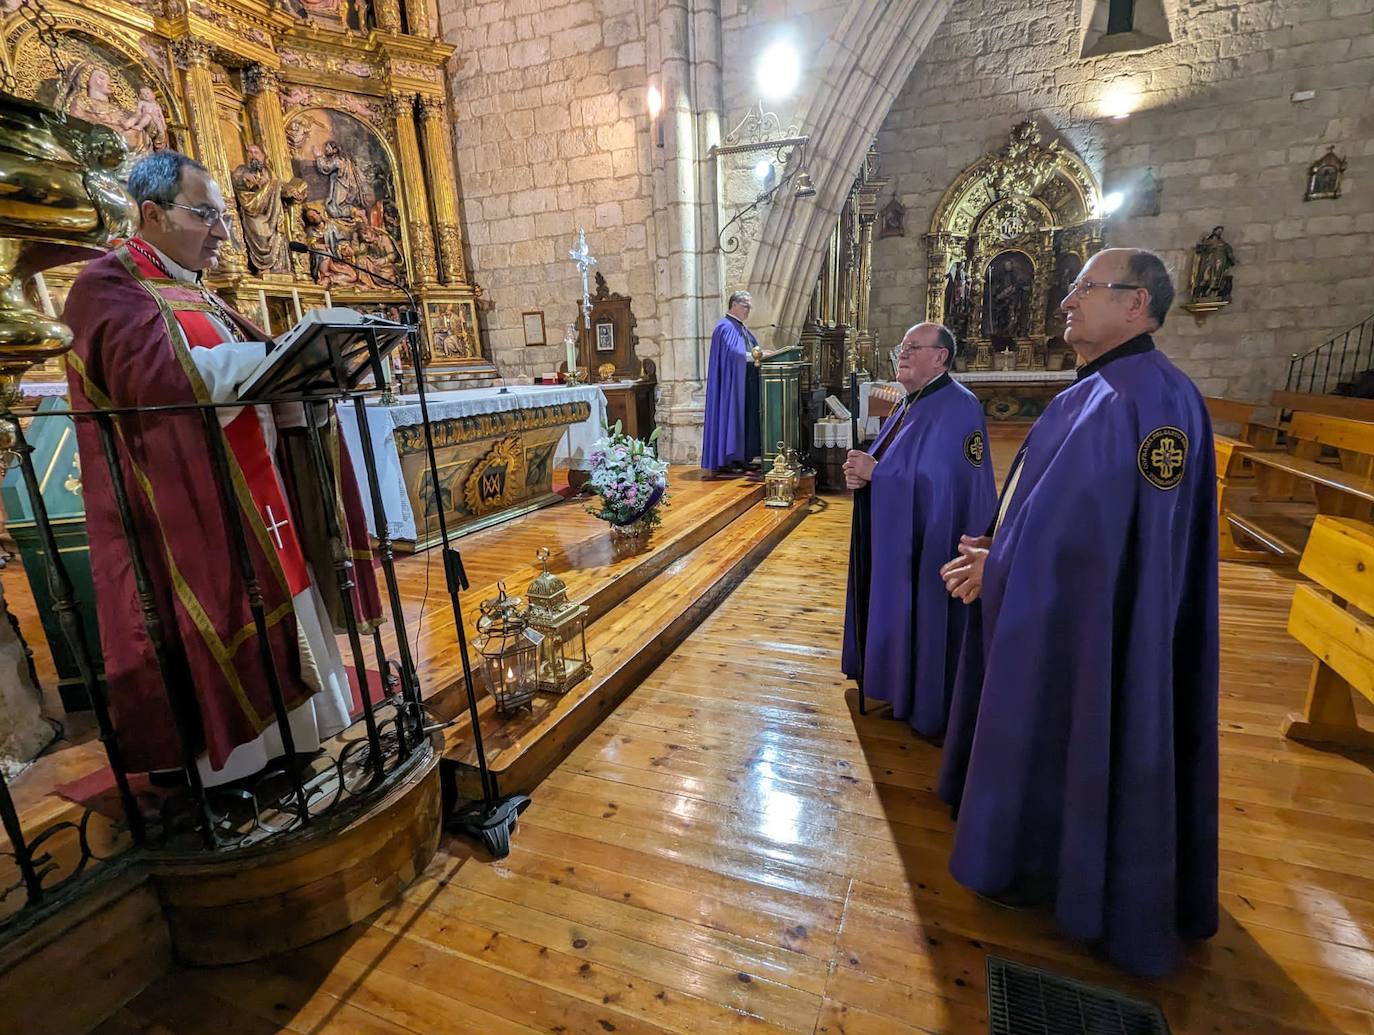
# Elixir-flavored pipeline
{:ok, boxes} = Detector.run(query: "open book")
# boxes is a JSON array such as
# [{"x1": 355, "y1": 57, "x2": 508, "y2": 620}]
[{"x1": 238, "y1": 307, "x2": 410, "y2": 400}]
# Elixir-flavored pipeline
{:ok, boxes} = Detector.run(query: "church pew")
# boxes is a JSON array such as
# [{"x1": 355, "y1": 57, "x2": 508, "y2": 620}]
[
  {"x1": 1205, "y1": 395, "x2": 1274, "y2": 447},
  {"x1": 1283, "y1": 514, "x2": 1374, "y2": 751},
  {"x1": 1271, "y1": 390, "x2": 1374, "y2": 424},
  {"x1": 1214, "y1": 434, "x2": 1272, "y2": 561},
  {"x1": 1227, "y1": 412, "x2": 1374, "y2": 559}
]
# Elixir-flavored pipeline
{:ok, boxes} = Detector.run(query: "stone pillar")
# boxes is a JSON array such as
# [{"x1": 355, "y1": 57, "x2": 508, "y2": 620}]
[
  {"x1": 386, "y1": 92, "x2": 438, "y2": 287},
  {"x1": 374, "y1": 0, "x2": 402, "y2": 34},
  {"x1": 173, "y1": 39, "x2": 247, "y2": 275},
  {"x1": 417, "y1": 94, "x2": 467, "y2": 284}
]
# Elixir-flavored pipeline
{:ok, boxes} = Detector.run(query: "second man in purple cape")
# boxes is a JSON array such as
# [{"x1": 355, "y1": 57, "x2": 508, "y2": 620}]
[
  {"x1": 701, "y1": 291, "x2": 765, "y2": 474},
  {"x1": 938, "y1": 248, "x2": 1219, "y2": 979},
  {"x1": 842, "y1": 322, "x2": 997, "y2": 738}
]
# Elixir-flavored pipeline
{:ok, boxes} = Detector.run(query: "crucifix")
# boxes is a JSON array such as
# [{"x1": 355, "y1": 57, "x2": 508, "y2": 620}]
[
  {"x1": 569, "y1": 228, "x2": 597, "y2": 330},
  {"x1": 264, "y1": 503, "x2": 290, "y2": 550}
]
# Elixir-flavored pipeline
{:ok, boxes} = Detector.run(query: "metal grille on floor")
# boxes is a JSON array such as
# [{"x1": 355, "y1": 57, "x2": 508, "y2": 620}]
[{"x1": 986, "y1": 956, "x2": 1171, "y2": 1035}]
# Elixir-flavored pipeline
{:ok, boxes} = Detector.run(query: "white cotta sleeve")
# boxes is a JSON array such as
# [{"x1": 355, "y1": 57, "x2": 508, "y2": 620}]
[{"x1": 189, "y1": 340, "x2": 267, "y2": 427}]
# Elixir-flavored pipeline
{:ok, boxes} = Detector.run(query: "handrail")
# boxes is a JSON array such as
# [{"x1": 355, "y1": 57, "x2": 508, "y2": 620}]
[{"x1": 1286, "y1": 311, "x2": 1374, "y2": 396}]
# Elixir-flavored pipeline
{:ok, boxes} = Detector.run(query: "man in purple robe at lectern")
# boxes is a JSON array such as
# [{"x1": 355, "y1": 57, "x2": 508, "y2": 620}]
[
  {"x1": 841, "y1": 322, "x2": 996, "y2": 737},
  {"x1": 937, "y1": 248, "x2": 1219, "y2": 978},
  {"x1": 701, "y1": 290, "x2": 769, "y2": 475}
]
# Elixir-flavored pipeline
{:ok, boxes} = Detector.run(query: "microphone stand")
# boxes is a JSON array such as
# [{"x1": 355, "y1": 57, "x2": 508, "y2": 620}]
[{"x1": 289, "y1": 242, "x2": 530, "y2": 856}]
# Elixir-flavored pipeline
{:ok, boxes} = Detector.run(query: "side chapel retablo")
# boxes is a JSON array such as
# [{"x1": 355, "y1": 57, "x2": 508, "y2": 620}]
[{"x1": 5, "y1": 0, "x2": 491, "y2": 384}]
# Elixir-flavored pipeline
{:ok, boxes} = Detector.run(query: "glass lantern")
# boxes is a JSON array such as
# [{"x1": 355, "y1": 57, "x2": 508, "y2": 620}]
[
  {"x1": 525, "y1": 547, "x2": 592, "y2": 694},
  {"x1": 764, "y1": 443, "x2": 798, "y2": 508},
  {"x1": 473, "y1": 582, "x2": 544, "y2": 716}
]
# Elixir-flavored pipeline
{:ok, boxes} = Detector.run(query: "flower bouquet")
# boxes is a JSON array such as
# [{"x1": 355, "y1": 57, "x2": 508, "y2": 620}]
[{"x1": 585, "y1": 422, "x2": 670, "y2": 538}]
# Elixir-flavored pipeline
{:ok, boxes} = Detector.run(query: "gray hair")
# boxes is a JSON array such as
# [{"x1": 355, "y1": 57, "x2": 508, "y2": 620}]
[
  {"x1": 727, "y1": 290, "x2": 752, "y2": 308},
  {"x1": 1125, "y1": 249, "x2": 1174, "y2": 328},
  {"x1": 932, "y1": 323, "x2": 956, "y2": 369},
  {"x1": 127, "y1": 151, "x2": 208, "y2": 212}
]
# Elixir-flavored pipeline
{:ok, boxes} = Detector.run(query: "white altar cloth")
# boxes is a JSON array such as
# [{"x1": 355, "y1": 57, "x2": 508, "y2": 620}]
[{"x1": 338, "y1": 384, "x2": 609, "y2": 541}]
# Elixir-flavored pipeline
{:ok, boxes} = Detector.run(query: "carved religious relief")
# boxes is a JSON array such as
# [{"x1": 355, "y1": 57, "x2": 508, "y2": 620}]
[
  {"x1": 231, "y1": 144, "x2": 304, "y2": 274},
  {"x1": 427, "y1": 301, "x2": 479, "y2": 360},
  {"x1": 12, "y1": 28, "x2": 179, "y2": 178},
  {"x1": 286, "y1": 108, "x2": 407, "y2": 290},
  {"x1": 925, "y1": 121, "x2": 1105, "y2": 370}
]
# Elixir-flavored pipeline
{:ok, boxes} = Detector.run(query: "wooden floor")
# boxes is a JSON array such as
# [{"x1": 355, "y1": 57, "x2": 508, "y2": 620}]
[{"x1": 96, "y1": 426, "x2": 1374, "y2": 1035}]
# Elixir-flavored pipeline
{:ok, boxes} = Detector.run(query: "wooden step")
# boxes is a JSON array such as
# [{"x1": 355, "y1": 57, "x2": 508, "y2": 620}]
[
  {"x1": 438, "y1": 499, "x2": 813, "y2": 799},
  {"x1": 387, "y1": 478, "x2": 765, "y2": 702}
]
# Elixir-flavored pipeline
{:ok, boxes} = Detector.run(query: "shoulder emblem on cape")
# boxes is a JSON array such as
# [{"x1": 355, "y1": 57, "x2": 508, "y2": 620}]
[
  {"x1": 963, "y1": 430, "x2": 985, "y2": 468},
  {"x1": 1138, "y1": 426, "x2": 1188, "y2": 490}
]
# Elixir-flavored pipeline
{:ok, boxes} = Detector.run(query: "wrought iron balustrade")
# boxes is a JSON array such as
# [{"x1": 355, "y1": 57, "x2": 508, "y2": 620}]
[
  {"x1": 1286, "y1": 311, "x2": 1374, "y2": 396},
  {"x1": 0, "y1": 364, "x2": 436, "y2": 938}
]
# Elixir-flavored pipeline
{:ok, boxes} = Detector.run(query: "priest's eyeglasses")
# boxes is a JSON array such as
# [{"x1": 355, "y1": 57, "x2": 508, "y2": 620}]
[
  {"x1": 1065, "y1": 279, "x2": 1143, "y2": 297},
  {"x1": 164, "y1": 203, "x2": 231, "y2": 229}
]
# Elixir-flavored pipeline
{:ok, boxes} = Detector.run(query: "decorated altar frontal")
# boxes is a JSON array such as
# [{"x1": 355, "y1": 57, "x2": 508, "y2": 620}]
[{"x1": 338, "y1": 384, "x2": 610, "y2": 551}]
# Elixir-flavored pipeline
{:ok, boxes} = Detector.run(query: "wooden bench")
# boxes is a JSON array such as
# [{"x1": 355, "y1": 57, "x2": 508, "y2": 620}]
[
  {"x1": 1205, "y1": 396, "x2": 1278, "y2": 447},
  {"x1": 1226, "y1": 412, "x2": 1374, "y2": 559},
  {"x1": 1271, "y1": 390, "x2": 1374, "y2": 424},
  {"x1": 1284, "y1": 514, "x2": 1374, "y2": 751},
  {"x1": 1214, "y1": 433, "x2": 1269, "y2": 561}
]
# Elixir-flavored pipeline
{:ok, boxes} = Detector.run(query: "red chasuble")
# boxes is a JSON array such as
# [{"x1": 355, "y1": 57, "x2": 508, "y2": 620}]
[{"x1": 64, "y1": 244, "x2": 383, "y2": 772}]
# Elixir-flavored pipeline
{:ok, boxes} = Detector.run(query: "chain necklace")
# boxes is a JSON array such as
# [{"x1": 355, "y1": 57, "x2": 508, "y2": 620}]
[{"x1": 127, "y1": 238, "x2": 246, "y2": 342}]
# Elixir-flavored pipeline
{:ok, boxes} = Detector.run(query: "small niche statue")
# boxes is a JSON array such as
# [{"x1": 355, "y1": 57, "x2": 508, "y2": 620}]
[{"x1": 1184, "y1": 226, "x2": 1236, "y2": 314}]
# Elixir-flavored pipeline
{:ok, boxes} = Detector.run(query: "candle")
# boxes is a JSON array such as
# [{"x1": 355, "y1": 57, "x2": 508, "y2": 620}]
[
  {"x1": 290, "y1": 287, "x2": 302, "y2": 322},
  {"x1": 565, "y1": 331, "x2": 577, "y2": 377}
]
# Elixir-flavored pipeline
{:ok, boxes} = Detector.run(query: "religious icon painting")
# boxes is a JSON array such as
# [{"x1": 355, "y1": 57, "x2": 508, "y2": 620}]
[
  {"x1": 1138, "y1": 426, "x2": 1188, "y2": 490},
  {"x1": 1305, "y1": 149, "x2": 1347, "y2": 201},
  {"x1": 595, "y1": 321, "x2": 616, "y2": 352}
]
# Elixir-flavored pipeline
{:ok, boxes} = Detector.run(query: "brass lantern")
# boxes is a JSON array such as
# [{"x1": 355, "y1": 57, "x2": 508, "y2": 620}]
[
  {"x1": 764, "y1": 443, "x2": 798, "y2": 508},
  {"x1": 525, "y1": 547, "x2": 592, "y2": 694},
  {"x1": 473, "y1": 582, "x2": 544, "y2": 715}
]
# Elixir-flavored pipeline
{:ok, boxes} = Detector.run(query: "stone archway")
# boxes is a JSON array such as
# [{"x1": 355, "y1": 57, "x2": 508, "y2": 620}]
[{"x1": 743, "y1": 0, "x2": 957, "y2": 346}]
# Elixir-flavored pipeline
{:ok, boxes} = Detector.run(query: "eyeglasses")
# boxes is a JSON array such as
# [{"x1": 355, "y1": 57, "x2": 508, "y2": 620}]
[
  {"x1": 1065, "y1": 279, "x2": 1143, "y2": 297},
  {"x1": 164, "y1": 203, "x2": 230, "y2": 229},
  {"x1": 897, "y1": 344, "x2": 947, "y2": 356}
]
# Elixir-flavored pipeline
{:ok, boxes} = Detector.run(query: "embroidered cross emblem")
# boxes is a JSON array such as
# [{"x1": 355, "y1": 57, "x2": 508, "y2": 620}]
[
  {"x1": 1151, "y1": 437, "x2": 1184, "y2": 480},
  {"x1": 264, "y1": 504, "x2": 290, "y2": 550},
  {"x1": 1138, "y1": 426, "x2": 1188, "y2": 490}
]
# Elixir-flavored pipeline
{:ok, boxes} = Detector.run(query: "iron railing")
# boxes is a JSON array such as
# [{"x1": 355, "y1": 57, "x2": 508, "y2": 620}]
[
  {"x1": 1285, "y1": 311, "x2": 1374, "y2": 396},
  {"x1": 0, "y1": 333, "x2": 438, "y2": 937}
]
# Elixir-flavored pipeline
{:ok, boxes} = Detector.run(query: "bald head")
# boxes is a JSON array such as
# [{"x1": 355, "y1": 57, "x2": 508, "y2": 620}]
[{"x1": 895, "y1": 322, "x2": 955, "y2": 392}]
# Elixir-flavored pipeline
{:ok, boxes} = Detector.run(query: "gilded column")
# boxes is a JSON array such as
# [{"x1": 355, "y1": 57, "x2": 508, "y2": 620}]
[
  {"x1": 404, "y1": 0, "x2": 430, "y2": 35},
  {"x1": 374, "y1": 0, "x2": 402, "y2": 34},
  {"x1": 244, "y1": 66, "x2": 291, "y2": 181},
  {"x1": 417, "y1": 94, "x2": 467, "y2": 284},
  {"x1": 386, "y1": 92, "x2": 438, "y2": 287},
  {"x1": 173, "y1": 39, "x2": 246, "y2": 275}
]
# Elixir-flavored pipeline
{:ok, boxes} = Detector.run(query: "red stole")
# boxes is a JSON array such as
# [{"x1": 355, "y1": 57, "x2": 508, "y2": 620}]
[{"x1": 124, "y1": 244, "x2": 309, "y2": 596}]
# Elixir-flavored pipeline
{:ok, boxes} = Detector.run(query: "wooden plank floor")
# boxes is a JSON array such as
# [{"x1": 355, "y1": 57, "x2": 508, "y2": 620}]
[{"x1": 101, "y1": 426, "x2": 1374, "y2": 1035}]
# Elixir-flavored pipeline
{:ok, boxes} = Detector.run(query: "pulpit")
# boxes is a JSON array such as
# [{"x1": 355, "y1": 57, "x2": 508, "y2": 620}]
[{"x1": 760, "y1": 346, "x2": 806, "y2": 467}]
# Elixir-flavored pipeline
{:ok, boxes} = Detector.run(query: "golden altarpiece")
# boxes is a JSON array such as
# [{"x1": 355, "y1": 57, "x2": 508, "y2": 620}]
[
  {"x1": 925, "y1": 121, "x2": 1105, "y2": 419},
  {"x1": 2, "y1": 0, "x2": 492, "y2": 383}
]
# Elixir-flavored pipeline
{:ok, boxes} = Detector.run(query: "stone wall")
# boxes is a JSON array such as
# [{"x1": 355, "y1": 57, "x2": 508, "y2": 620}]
[
  {"x1": 871, "y1": 0, "x2": 1374, "y2": 400},
  {"x1": 435, "y1": 0, "x2": 658, "y2": 384}
]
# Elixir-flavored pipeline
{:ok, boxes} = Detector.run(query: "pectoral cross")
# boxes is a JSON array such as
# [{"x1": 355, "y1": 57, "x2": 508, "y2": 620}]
[
  {"x1": 264, "y1": 504, "x2": 290, "y2": 550},
  {"x1": 569, "y1": 228, "x2": 597, "y2": 330}
]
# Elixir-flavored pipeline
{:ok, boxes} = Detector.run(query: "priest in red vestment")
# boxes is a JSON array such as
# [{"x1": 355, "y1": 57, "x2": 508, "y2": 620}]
[{"x1": 63, "y1": 150, "x2": 383, "y2": 787}]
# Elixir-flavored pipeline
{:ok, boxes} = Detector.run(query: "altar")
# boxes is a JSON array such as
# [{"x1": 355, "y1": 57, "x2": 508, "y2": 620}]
[{"x1": 338, "y1": 384, "x2": 609, "y2": 551}]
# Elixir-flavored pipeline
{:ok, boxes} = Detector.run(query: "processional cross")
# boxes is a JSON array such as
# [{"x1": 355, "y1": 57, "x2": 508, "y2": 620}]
[{"x1": 569, "y1": 229, "x2": 597, "y2": 330}]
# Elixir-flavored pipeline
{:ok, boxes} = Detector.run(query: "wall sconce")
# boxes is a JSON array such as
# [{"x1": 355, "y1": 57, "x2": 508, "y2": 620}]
[
  {"x1": 646, "y1": 83, "x2": 664, "y2": 148},
  {"x1": 709, "y1": 100, "x2": 814, "y2": 254}
]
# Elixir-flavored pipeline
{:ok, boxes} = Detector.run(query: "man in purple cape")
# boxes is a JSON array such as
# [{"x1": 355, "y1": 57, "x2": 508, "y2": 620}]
[
  {"x1": 701, "y1": 291, "x2": 763, "y2": 473},
  {"x1": 842, "y1": 323, "x2": 996, "y2": 737},
  {"x1": 938, "y1": 249, "x2": 1219, "y2": 978}
]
